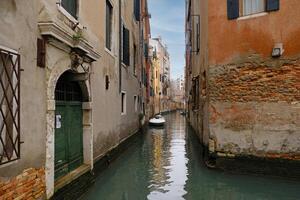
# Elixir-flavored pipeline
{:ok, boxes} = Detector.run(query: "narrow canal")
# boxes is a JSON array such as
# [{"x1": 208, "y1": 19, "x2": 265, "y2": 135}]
[{"x1": 81, "y1": 112, "x2": 300, "y2": 200}]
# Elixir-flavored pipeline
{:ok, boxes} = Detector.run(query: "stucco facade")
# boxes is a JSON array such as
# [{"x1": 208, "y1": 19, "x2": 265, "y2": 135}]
[
  {"x1": 0, "y1": 0, "x2": 146, "y2": 199},
  {"x1": 186, "y1": 0, "x2": 300, "y2": 173},
  {"x1": 150, "y1": 37, "x2": 171, "y2": 114}
]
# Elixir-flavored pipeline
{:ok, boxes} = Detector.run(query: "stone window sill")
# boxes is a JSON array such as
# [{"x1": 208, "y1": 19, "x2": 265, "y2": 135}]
[
  {"x1": 238, "y1": 12, "x2": 268, "y2": 21},
  {"x1": 105, "y1": 47, "x2": 116, "y2": 58}
]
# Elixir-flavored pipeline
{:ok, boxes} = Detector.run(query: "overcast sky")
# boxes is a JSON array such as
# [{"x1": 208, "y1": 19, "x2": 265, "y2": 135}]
[{"x1": 148, "y1": 0, "x2": 185, "y2": 80}]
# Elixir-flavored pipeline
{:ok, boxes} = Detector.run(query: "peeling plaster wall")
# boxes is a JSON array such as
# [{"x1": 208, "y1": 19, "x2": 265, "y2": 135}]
[
  {"x1": 186, "y1": 0, "x2": 209, "y2": 146},
  {"x1": 207, "y1": 0, "x2": 300, "y2": 65},
  {"x1": 187, "y1": 0, "x2": 300, "y2": 161},
  {"x1": 206, "y1": 1, "x2": 300, "y2": 159},
  {"x1": 209, "y1": 102, "x2": 300, "y2": 159},
  {"x1": 90, "y1": 0, "x2": 140, "y2": 161},
  {"x1": 0, "y1": 0, "x2": 141, "y2": 199},
  {"x1": 0, "y1": 0, "x2": 46, "y2": 177}
]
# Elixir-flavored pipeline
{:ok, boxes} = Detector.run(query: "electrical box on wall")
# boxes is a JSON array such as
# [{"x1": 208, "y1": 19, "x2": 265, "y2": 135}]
[{"x1": 272, "y1": 43, "x2": 284, "y2": 58}]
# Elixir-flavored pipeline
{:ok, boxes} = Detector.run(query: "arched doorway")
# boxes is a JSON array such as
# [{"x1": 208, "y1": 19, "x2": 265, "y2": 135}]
[{"x1": 54, "y1": 71, "x2": 84, "y2": 180}]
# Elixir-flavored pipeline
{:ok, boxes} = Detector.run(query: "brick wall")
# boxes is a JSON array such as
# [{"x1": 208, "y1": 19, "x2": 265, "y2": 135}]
[
  {"x1": 0, "y1": 168, "x2": 45, "y2": 200},
  {"x1": 209, "y1": 61, "x2": 300, "y2": 103},
  {"x1": 207, "y1": 59, "x2": 300, "y2": 160}
]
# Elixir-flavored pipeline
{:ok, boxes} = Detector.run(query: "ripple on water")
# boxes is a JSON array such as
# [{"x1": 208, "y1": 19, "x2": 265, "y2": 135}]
[{"x1": 81, "y1": 112, "x2": 300, "y2": 200}]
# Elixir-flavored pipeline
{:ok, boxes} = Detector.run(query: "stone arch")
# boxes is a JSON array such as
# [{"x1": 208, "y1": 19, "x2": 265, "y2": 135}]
[{"x1": 45, "y1": 64, "x2": 93, "y2": 198}]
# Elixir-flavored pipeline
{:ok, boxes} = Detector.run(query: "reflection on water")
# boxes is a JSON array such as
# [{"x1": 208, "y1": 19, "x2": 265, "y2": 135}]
[
  {"x1": 147, "y1": 114, "x2": 188, "y2": 200},
  {"x1": 81, "y1": 112, "x2": 300, "y2": 200}
]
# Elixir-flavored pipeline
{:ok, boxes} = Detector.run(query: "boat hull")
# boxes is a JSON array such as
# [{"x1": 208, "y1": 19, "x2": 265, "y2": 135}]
[{"x1": 149, "y1": 117, "x2": 166, "y2": 126}]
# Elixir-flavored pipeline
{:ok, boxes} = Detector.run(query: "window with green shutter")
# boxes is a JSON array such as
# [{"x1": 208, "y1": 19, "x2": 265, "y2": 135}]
[{"x1": 61, "y1": 0, "x2": 78, "y2": 19}]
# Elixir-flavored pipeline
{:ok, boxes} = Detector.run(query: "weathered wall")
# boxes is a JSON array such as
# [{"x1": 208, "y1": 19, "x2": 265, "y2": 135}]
[
  {"x1": 209, "y1": 62, "x2": 300, "y2": 103},
  {"x1": 1, "y1": 0, "x2": 142, "y2": 198},
  {"x1": 0, "y1": 0, "x2": 46, "y2": 177},
  {"x1": 0, "y1": 168, "x2": 45, "y2": 200},
  {"x1": 186, "y1": 0, "x2": 209, "y2": 146},
  {"x1": 207, "y1": 1, "x2": 300, "y2": 159},
  {"x1": 208, "y1": 0, "x2": 300, "y2": 65},
  {"x1": 91, "y1": 0, "x2": 141, "y2": 160},
  {"x1": 209, "y1": 102, "x2": 300, "y2": 159}
]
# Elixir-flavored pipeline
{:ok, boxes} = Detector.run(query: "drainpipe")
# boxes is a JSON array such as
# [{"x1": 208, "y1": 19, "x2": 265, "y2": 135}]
[{"x1": 119, "y1": 0, "x2": 122, "y2": 93}]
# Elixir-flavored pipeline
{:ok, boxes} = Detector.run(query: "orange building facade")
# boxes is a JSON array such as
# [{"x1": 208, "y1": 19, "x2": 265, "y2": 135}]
[{"x1": 186, "y1": 0, "x2": 300, "y2": 176}]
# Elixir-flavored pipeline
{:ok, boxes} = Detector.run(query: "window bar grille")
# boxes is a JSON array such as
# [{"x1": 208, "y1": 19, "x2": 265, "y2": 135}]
[{"x1": 0, "y1": 48, "x2": 21, "y2": 165}]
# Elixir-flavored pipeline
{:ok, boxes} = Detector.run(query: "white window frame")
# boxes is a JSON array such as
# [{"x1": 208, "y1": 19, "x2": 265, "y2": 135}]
[
  {"x1": 121, "y1": 91, "x2": 127, "y2": 115},
  {"x1": 57, "y1": 0, "x2": 80, "y2": 24},
  {"x1": 134, "y1": 95, "x2": 138, "y2": 112},
  {"x1": 105, "y1": 0, "x2": 114, "y2": 53},
  {"x1": 240, "y1": 0, "x2": 266, "y2": 17}
]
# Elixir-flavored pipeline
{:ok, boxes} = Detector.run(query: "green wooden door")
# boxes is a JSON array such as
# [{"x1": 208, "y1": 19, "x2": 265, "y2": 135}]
[
  {"x1": 55, "y1": 102, "x2": 83, "y2": 180},
  {"x1": 54, "y1": 71, "x2": 84, "y2": 180},
  {"x1": 67, "y1": 103, "x2": 83, "y2": 172},
  {"x1": 55, "y1": 104, "x2": 69, "y2": 179}
]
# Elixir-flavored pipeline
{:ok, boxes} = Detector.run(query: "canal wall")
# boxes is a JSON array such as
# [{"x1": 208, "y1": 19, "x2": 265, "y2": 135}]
[
  {"x1": 52, "y1": 130, "x2": 143, "y2": 200},
  {"x1": 207, "y1": 2, "x2": 300, "y2": 166},
  {"x1": 0, "y1": 0, "x2": 147, "y2": 199},
  {"x1": 208, "y1": 59, "x2": 300, "y2": 160},
  {"x1": 186, "y1": 0, "x2": 300, "y2": 177},
  {"x1": 0, "y1": 168, "x2": 45, "y2": 200}
]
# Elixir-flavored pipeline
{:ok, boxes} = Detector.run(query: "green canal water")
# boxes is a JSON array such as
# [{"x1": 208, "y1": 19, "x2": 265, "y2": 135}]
[{"x1": 81, "y1": 112, "x2": 300, "y2": 200}]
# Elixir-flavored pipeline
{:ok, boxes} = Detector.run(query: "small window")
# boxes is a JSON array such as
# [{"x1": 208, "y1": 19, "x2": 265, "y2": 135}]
[
  {"x1": 134, "y1": 95, "x2": 138, "y2": 112},
  {"x1": 133, "y1": 44, "x2": 137, "y2": 75},
  {"x1": 192, "y1": 76, "x2": 200, "y2": 110},
  {"x1": 134, "y1": 0, "x2": 141, "y2": 21},
  {"x1": 122, "y1": 25, "x2": 130, "y2": 66},
  {"x1": 61, "y1": 0, "x2": 78, "y2": 19},
  {"x1": 201, "y1": 71, "x2": 207, "y2": 97},
  {"x1": 121, "y1": 92, "x2": 126, "y2": 115},
  {"x1": 37, "y1": 38, "x2": 46, "y2": 68},
  {"x1": 106, "y1": 0, "x2": 113, "y2": 50},
  {"x1": 240, "y1": 0, "x2": 265, "y2": 16}
]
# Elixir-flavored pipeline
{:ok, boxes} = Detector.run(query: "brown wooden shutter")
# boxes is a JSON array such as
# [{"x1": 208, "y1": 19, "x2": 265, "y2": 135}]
[{"x1": 37, "y1": 38, "x2": 46, "y2": 68}]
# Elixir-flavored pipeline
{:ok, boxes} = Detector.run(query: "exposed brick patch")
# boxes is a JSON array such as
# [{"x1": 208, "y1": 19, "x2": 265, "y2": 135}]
[
  {"x1": 209, "y1": 104, "x2": 256, "y2": 131},
  {"x1": 209, "y1": 62, "x2": 300, "y2": 102},
  {"x1": 0, "y1": 168, "x2": 45, "y2": 200}
]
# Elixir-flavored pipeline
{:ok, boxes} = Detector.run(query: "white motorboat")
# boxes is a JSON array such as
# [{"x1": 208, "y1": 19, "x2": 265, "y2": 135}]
[{"x1": 149, "y1": 115, "x2": 166, "y2": 126}]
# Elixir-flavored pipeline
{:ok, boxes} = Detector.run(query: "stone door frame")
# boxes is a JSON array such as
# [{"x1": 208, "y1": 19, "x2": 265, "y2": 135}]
[{"x1": 45, "y1": 64, "x2": 93, "y2": 198}]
